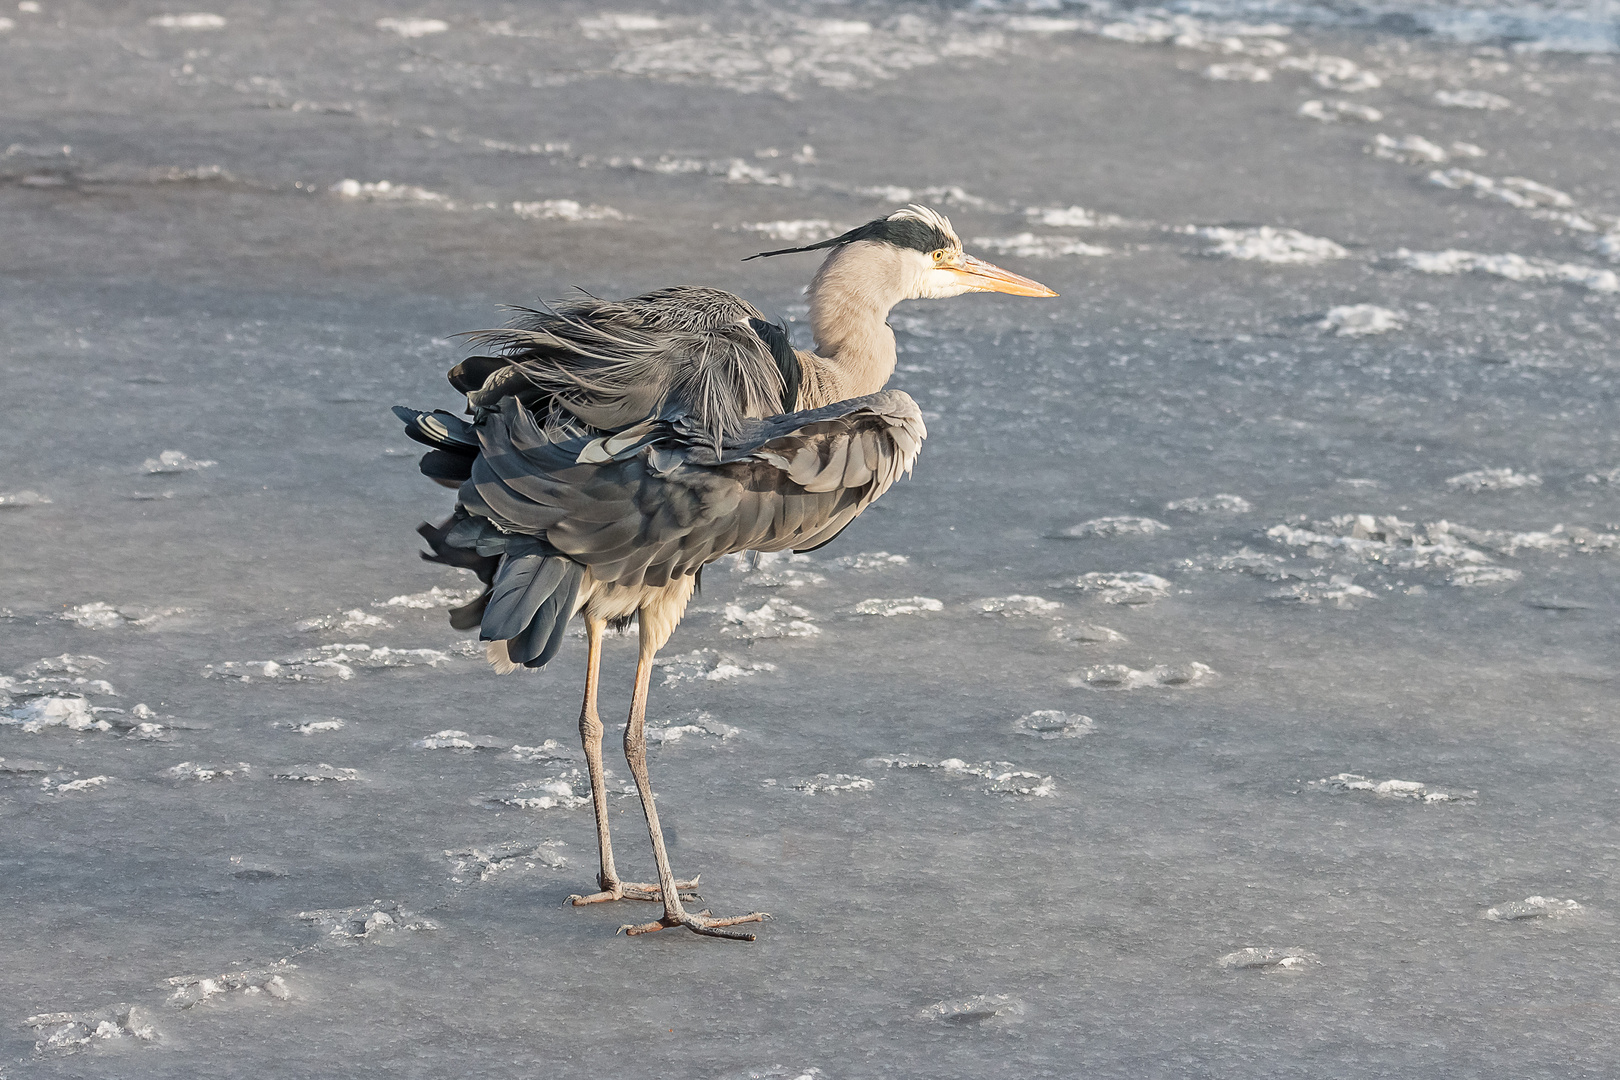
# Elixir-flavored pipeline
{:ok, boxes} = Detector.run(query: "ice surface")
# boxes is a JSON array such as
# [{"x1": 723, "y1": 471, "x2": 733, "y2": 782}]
[
  {"x1": 851, "y1": 596, "x2": 943, "y2": 617},
  {"x1": 1481, "y1": 896, "x2": 1584, "y2": 921},
  {"x1": 1068, "y1": 571, "x2": 1173, "y2": 604},
  {"x1": 1191, "y1": 226, "x2": 1348, "y2": 264},
  {"x1": 1072, "y1": 662, "x2": 1216, "y2": 690},
  {"x1": 1312, "y1": 773, "x2": 1476, "y2": 802},
  {"x1": 1059, "y1": 516, "x2": 1171, "y2": 537},
  {"x1": 1015, "y1": 710, "x2": 1095, "y2": 739},
  {"x1": 970, "y1": 234, "x2": 1113, "y2": 258},
  {"x1": 1320, "y1": 304, "x2": 1403, "y2": 336}
]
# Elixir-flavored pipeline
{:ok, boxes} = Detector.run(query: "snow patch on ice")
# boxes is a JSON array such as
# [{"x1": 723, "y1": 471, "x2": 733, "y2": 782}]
[
  {"x1": 47, "y1": 774, "x2": 112, "y2": 794},
  {"x1": 299, "y1": 901, "x2": 437, "y2": 940},
  {"x1": 1051, "y1": 623, "x2": 1126, "y2": 644},
  {"x1": 377, "y1": 17, "x2": 447, "y2": 38},
  {"x1": 654, "y1": 649, "x2": 777, "y2": 685},
  {"x1": 1298, "y1": 99, "x2": 1382, "y2": 122},
  {"x1": 1059, "y1": 516, "x2": 1170, "y2": 538},
  {"x1": 294, "y1": 718, "x2": 345, "y2": 735},
  {"x1": 924, "y1": 994, "x2": 1026, "y2": 1024},
  {"x1": 971, "y1": 233, "x2": 1112, "y2": 258},
  {"x1": 1024, "y1": 205, "x2": 1129, "y2": 228},
  {"x1": 1313, "y1": 773, "x2": 1475, "y2": 802},
  {"x1": 876, "y1": 755, "x2": 1054, "y2": 797},
  {"x1": 142, "y1": 449, "x2": 215, "y2": 473},
  {"x1": 167, "y1": 964, "x2": 293, "y2": 1007},
  {"x1": 447, "y1": 840, "x2": 567, "y2": 881},
  {"x1": 648, "y1": 712, "x2": 739, "y2": 743},
  {"x1": 1436, "y1": 88, "x2": 1512, "y2": 110},
  {"x1": 296, "y1": 608, "x2": 390, "y2": 633},
  {"x1": 1445, "y1": 467, "x2": 1542, "y2": 492},
  {"x1": 1218, "y1": 946, "x2": 1319, "y2": 971},
  {"x1": 1395, "y1": 249, "x2": 1619, "y2": 293},
  {"x1": 1016, "y1": 710, "x2": 1095, "y2": 739},
  {"x1": 0, "y1": 489, "x2": 50, "y2": 507},
  {"x1": 512, "y1": 199, "x2": 627, "y2": 222},
  {"x1": 831, "y1": 551, "x2": 908, "y2": 571},
  {"x1": 1482, "y1": 896, "x2": 1584, "y2": 921},
  {"x1": 26, "y1": 1004, "x2": 156, "y2": 1053},
  {"x1": 722, "y1": 598, "x2": 819, "y2": 639},
  {"x1": 1192, "y1": 226, "x2": 1347, "y2": 264},
  {"x1": 149, "y1": 13, "x2": 224, "y2": 30},
  {"x1": 1320, "y1": 304, "x2": 1403, "y2": 336},
  {"x1": 1167, "y1": 493, "x2": 1252, "y2": 514},
  {"x1": 1072, "y1": 662, "x2": 1215, "y2": 689},
  {"x1": 166, "y1": 761, "x2": 250, "y2": 781},
  {"x1": 1372, "y1": 133, "x2": 1450, "y2": 163},
  {"x1": 976, "y1": 595, "x2": 1064, "y2": 617},
  {"x1": 378, "y1": 585, "x2": 483, "y2": 609},
  {"x1": 789, "y1": 773, "x2": 874, "y2": 794},
  {"x1": 852, "y1": 596, "x2": 943, "y2": 617},
  {"x1": 272, "y1": 763, "x2": 360, "y2": 783},
  {"x1": 1069, "y1": 572, "x2": 1172, "y2": 604},
  {"x1": 1204, "y1": 61, "x2": 1271, "y2": 81}
]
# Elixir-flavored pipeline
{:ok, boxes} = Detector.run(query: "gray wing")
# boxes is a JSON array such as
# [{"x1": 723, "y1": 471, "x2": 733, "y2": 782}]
[
  {"x1": 459, "y1": 287, "x2": 788, "y2": 449},
  {"x1": 458, "y1": 390, "x2": 927, "y2": 589}
]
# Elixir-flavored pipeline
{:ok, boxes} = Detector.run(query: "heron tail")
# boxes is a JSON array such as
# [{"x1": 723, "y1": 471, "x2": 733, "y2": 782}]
[{"x1": 481, "y1": 548, "x2": 585, "y2": 670}]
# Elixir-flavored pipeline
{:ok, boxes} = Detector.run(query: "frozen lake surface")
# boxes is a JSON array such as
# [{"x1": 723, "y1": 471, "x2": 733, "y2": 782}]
[{"x1": 2, "y1": 1, "x2": 1618, "y2": 1076}]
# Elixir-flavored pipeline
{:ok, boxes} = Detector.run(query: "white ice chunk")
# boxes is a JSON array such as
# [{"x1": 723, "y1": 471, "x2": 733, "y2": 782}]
[
  {"x1": 1313, "y1": 773, "x2": 1475, "y2": 802},
  {"x1": 654, "y1": 649, "x2": 777, "y2": 685},
  {"x1": 294, "y1": 718, "x2": 346, "y2": 735},
  {"x1": 166, "y1": 761, "x2": 250, "y2": 781},
  {"x1": 1435, "y1": 89, "x2": 1512, "y2": 110},
  {"x1": 142, "y1": 449, "x2": 216, "y2": 473},
  {"x1": 1016, "y1": 710, "x2": 1095, "y2": 739},
  {"x1": 976, "y1": 595, "x2": 1063, "y2": 616},
  {"x1": 512, "y1": 199, "x2": 627, "y2": 222},
  {"x1": 0, "y1": 489, "x2": 50, "y2": 507},
  {"x1": 1072, "y1": 662, "x2": 1215, "y2": 689},
  {"x1": 1218, "y1": 947, "x2": 1319, "y2": 971},
  {"x1": 376, "y1": 17, "x2": 447, "y2": 37},
  {"x1": 299, "y1": 901, "x2": 437, "y2": 939},
  {"x1": 722, "y1": 598, "x2": 820, "y2": 639},
  {"x1": 1482, "y1": 896, "x2": 1583, "y2": 921},
  {"x1": 26, "y1": 1005, "x2": 155, "y2": 1053},
  {"x1": 1297, "y1": 99, "x2": 1382, "y2": 122},
  {"x1": 1445, "y1": 467, "x2": 1542, "y2": 492},
  {"x1": 1166, "y1": 493, "x2": 1252, "y2": 513},
  {"x1": 272, "y1": 763, "x2": 360, "y2": 783},
  {"x1": 1204, "y1": 62, "x2": 1271, "y2": 81},
  {"x1": 1320, "y1": 304, "x2": 1403, "y2": 336},
  {"x1": 1396, "y1": 249, "x2": 1619, "y2": 293},
  {"x1": 789, "y1": 773, "x2": 875, "y2": 793},
  {"x1": 740, "y1": 219, "x2": 842, "y2": 242},
  {"x1": 167, "y1": 964, "x2": 293, "y2": 1007},
  {"x1": 970, "y1": 233, "x2": 1111, "y2": 258},
  {"x1": 830, "y1": 551, "x2": 908, "y2": 571},
  {"x1": 876, "y1": 755, "x2": 1054, "y2": 796},
  {"x1": 446, "y1": 841, "x2": 567, "y2": 881},
  {"x1": 852, "y1": 596, "x2": 943, "y2": 617},
  {"x1": 149, "y1": 13, "x2": 225, "y2": 29},
  {"x1": 1060, "y1": 516, "x2": 1170, "y2": 538},
  {"x1": 378, "y1": 585, "x2": 483, "y2": 609},
  {"x1": 1069, "y1": 572, "x2": 1172, "y2": 604},
  {"x1": 1023, "y1": 205, "x2": 1128, "y2": 228},
  {"x1": 1192, "y1": 226, "x2": 1347, "y2": 264},
  {"x1": 1372, "y1": 133, "x2": 1450, "y2": 163}
]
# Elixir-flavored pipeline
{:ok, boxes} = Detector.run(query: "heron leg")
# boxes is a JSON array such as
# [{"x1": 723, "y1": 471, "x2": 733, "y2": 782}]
[
  {"x1": 569, "y1": 616, "x2": 698, "y2": 907},
  {"x1": 616, "y1": 630, "x2": 769, "y2": 941}
]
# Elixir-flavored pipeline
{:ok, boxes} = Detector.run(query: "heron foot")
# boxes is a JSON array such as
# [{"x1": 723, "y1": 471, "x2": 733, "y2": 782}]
[
  {"x1": 618, "y1": 908, "x2": 772, "y2": 941},
  {"x1": 569, "y1": 875, "x2": 701, "y2": 906}
]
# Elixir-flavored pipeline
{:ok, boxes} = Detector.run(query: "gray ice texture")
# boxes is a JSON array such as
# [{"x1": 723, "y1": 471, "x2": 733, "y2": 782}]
[{"x1": 2, "y1": 0, "x2": 1619, "y2": 1077}]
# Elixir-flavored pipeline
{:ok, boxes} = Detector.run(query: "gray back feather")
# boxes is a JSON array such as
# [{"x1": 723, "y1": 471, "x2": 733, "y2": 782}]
[{"x1": 462, "y1": 287, "x2": 786, "y2": 450}]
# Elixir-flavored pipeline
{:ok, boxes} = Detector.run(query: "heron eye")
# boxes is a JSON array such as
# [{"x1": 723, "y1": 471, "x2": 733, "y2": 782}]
[{"x1": 932, "y1": 249, "x2": 945, "y2": 262}]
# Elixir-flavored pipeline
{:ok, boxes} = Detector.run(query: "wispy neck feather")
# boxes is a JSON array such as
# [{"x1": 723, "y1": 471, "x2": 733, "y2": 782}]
[{"x1": 806, "y1": 242, "x2": 912, "y2": 400}]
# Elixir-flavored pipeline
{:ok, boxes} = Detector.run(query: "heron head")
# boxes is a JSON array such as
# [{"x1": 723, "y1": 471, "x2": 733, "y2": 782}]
[{"x1": 745, "y1": 204, "x2": 1058, "y2": 301}]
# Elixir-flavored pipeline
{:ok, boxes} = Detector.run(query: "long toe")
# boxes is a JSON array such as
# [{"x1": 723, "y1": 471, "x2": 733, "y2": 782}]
[
  {"x1": 618, "y1": 909, "x2": 771, "y2": 941},
  {"x1": 570, "y1": 878, "x2": 701, "y2": 906}
]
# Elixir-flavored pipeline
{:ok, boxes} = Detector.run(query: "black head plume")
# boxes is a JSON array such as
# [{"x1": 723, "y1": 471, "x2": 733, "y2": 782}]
[{"x1": 743, "y1": 205, "x2": 960, "y2": 262}]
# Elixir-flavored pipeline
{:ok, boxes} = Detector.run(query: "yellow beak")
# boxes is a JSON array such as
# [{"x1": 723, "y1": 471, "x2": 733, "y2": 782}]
[{"x1": 950, "y1": 253, "x2": 1058, "y2": 297}]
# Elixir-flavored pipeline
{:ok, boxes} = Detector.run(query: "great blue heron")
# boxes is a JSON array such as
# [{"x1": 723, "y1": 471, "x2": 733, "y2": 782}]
[{"x1": 395, "y1": 205, "x2": 1055, "y2": 940}]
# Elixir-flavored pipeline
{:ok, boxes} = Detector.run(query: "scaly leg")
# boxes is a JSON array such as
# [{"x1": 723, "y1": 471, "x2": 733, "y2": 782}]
[
  {"x1": 617, "y1": 628, "x2": 769, "y2": 941},
  {"x1": 569, "y1": 616, "x2": 698, "y2": 906}
]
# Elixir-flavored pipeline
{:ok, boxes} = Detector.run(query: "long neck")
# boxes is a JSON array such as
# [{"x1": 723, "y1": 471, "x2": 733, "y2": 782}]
[{"x1": 805, "y1": 242, "x2": 908, "y2": 402}]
